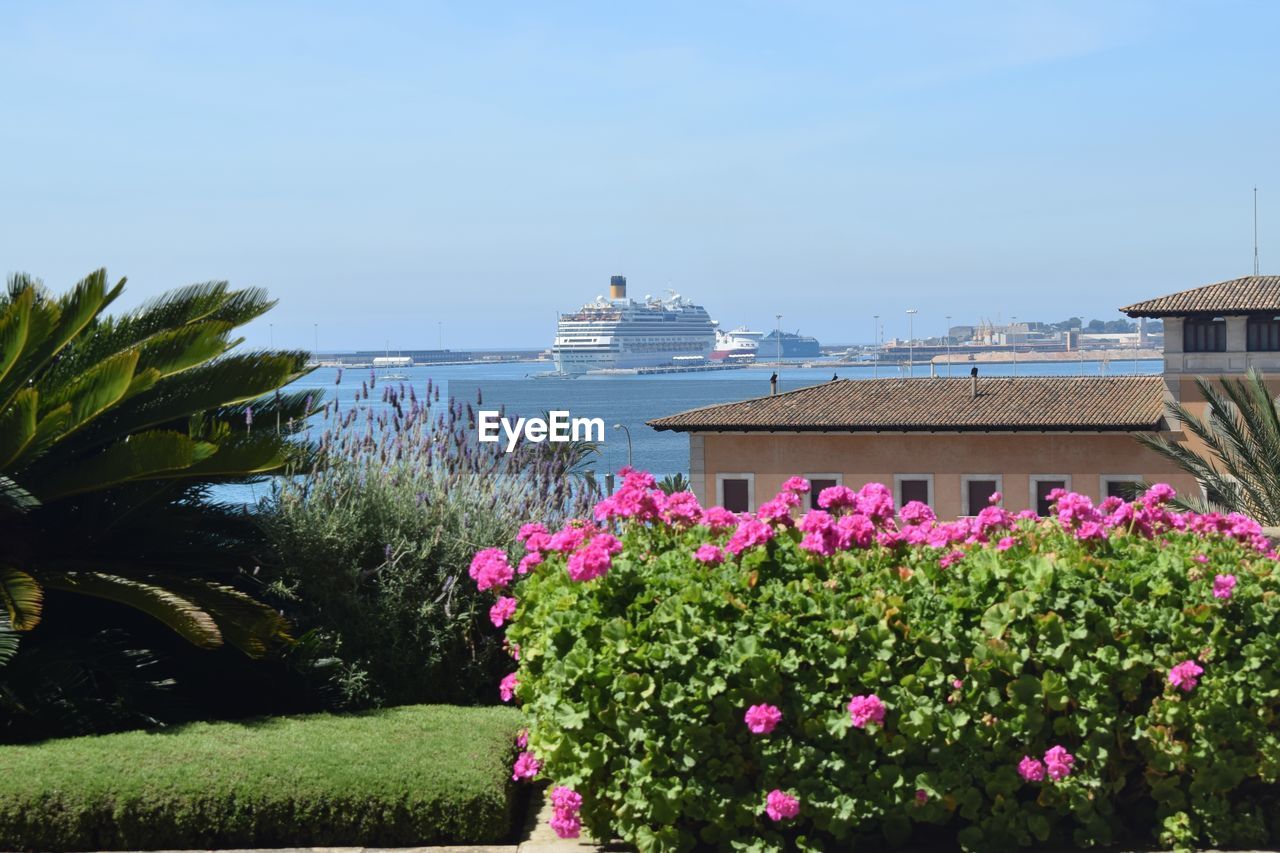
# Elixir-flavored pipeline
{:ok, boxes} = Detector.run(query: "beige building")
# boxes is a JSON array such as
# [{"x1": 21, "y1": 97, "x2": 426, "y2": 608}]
[{"x1": 649, "y1": 275, "x2": 1279, "y2": 518}]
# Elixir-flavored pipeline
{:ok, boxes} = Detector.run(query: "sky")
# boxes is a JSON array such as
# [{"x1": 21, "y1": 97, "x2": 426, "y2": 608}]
[{"x1": 2, "y1": 1, "x2": 1278, "y2": 349}]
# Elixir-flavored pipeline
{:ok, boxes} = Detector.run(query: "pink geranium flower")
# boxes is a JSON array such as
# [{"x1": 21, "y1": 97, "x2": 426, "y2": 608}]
[
  {"x1": 817, "y1": 485, "x2": 857, "y2": 511},
  {"x1": 1044, "y1": 745, "x2": 1075, "y2": 781},
  {"x1": 899, "y1": 500, "x2": 935, "y2": 526},
  {"x1": 765, "y1": 789, "x2": 800, "y2": 821},
  {"x1": 726, "y1": 519, "x2": 774, "y2": 555},
  {"x1": 744, "y1": 703, "x2": 783, "y2": 734},
  {"x1": 517, "y1": 522, "x2": 547, "y2": 543},
  {"x1": 847, "y1": 693, "x2": 886, "y2": 728},
  {"x1": 1213, "y1": 573, "x2": 1237, "y2": 600},
  {"x1": 489, "y1": 596, "x2": 518, "y2": 627},
  {"x1": 694, "y1": 544, "x2": 724, "y2": 565},
  {"x1": 1018, "y1": 755, "x2": 1045, "y2": 782},
  {"x1": 469, "y1": 548, "x2": 514, "y2": 591},
  {"x1": 699, "y1": 505, "x2": 738, "y2": 532},
  {"x1": 549, "y1": 786, "x2": 583, "y2": 839},
  {"x1": 511, "y1": 751, "x2": 541, "y2": 781},
  {"x1": 1168, "y1": 659, "x2": 1203, "y2": 692},
  {"x1": 499, "y1": 672, "x2": 519, "y2": 702},
  {"x1": 547, "y1": 525, "x2": 587, "y2": 553},
  {"x1": 660, "y1": 490, "x2": 702, "y2": 526},
  {"x1": 566, "y1": 543, "x2": 612, "y2": 581},
  {"x1": 781, "y1": 476, "x2": 811, "y2": 493}
]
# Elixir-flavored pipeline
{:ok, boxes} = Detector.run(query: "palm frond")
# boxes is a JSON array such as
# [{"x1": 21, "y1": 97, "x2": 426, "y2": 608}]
[
  {"x1": 0, "y1": 567, "x2": 44, "y2": 631},
  {"x1": 0, "y1": 613, "x2": 19, "y2": 667},
  {"x1": 30, "y1": 431, "x2": 216, "y2": 500},
  {"x1": 163, "y1": 578, "x2": 292, "y2": 658},
  {"x1": 0, "y1": 287, "x2": 34, "y2": 392},
  {"x1": 42, "y1": 572, "x2": 223, "y2": 649},
  {"x1": 0, "y1": 388, "x2": 38, "y2": 470},
  {"x1": 1137, "y1": 370, "x2": 1280, "y2": 524}
]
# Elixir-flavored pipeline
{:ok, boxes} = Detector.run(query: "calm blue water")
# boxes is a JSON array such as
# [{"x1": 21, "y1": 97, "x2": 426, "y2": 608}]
[{"x1": 232, "y1": 358, "x2": 1159, "y2": 504}]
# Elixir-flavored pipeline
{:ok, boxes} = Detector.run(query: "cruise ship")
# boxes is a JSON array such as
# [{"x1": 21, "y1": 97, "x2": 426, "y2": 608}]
[{"x1": 552, "y1": 276, "x2": 717, "y2": 374}]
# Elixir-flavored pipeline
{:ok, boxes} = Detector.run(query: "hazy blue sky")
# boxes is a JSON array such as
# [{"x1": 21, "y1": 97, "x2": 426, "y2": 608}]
[{"x1": 3, "y1": 1, "x2": 1277, "y2": 349}]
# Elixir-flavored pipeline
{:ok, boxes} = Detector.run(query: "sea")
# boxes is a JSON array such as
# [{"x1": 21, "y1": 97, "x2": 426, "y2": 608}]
[{"x1": 230, "y1": 357, "x2": 1160, "y2": 505}]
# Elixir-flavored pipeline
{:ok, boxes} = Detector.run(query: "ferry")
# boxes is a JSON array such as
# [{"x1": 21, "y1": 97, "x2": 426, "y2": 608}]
[
  {"x1": 552, "y1": 276, "x2": 717, "y2": 375},
  {"x1": 711, "y1": 326, "x2": 762, "y2": 361}
]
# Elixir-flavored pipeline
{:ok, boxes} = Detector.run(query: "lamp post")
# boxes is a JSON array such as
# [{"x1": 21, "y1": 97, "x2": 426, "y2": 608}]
[
  {"x1": 945, "y1": 314, "x2": 952, "y2": 378},
  {"x1": 613, "y1": 423, "x2": 632, "y2": 469},
  {"x1": 872, "y1": 314, "x2": 879, "y2": 379},
  {"x1": 1011, "y1": 315, "x2": 1018, "y2": 377},
  {"x1": 313, "y1": 323, "x2": 318, "y2": 362},
  {"x1": 775, "y1": 313, "x2": 783, "y2": 363},
  {"x1": 269, "y1": 323, "x2": 274, "y2": 348},
  {"x1": 906, "y1": 308, "x2": 918, "y2": 378}
]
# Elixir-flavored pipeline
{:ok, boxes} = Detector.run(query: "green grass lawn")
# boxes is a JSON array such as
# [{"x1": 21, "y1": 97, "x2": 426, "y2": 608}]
[{"x1": 0, "y1": 704, "x2": 523, "y2": 851}]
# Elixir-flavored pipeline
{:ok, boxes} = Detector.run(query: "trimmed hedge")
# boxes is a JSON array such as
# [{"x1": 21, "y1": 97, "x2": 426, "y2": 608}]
[{"x1": 0, "y1": 704, "x2": 522, "y2": 851}]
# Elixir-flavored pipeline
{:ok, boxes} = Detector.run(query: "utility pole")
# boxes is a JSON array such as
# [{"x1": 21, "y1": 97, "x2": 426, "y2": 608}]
[
  {"x1": 945, "y1": 314, "x2": 952, "y2": 378},
  {"x1": 906, "y1": 308, "x2": 918, "y2": 378},
  {"x1": 1011, "y1": 316, "x2": 1018, "y2": 377},
  {"x1": 872, "y1": 314, "x2": 879, "y2": 379}
]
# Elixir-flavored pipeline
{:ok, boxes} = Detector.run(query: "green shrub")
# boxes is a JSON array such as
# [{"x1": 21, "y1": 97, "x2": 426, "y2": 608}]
[
  {"x1": 260, "y1": 381, "x2": 595, "y2": 707},
  {"x1": 501, "y1": 474, "x2": 1280, "y2": 852},
  {"x1": 0, "y1": 704, "x2": 522, "y2": 850}
]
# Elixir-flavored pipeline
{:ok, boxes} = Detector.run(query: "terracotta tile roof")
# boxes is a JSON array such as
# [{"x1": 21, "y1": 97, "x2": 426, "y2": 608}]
[
  {"x1": 1121, "y1": 275, "x2": 1280, "y2": 317},
  {"x1": 647, "y1": 376, "x2": 1168, "y2": 433}
]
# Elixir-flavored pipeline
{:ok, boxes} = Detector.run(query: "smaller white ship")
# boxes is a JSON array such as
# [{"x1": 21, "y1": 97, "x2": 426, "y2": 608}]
[
  {"x1": 373, "y1": 355, "x2": 412, "y2": 380},
  {"x1": 710, "y1": 326, "x2": 763, "y2": 362}
]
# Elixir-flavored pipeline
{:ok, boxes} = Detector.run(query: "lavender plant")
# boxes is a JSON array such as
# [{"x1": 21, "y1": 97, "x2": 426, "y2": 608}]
[{"x1": 260, "y1": 373, "x2": 596, "y2": 707}]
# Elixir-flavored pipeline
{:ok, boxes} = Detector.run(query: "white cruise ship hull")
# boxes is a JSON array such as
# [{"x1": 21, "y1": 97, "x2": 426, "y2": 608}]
[{"x1": 554, "y1": 346, "x2": 713, "y2": 374}]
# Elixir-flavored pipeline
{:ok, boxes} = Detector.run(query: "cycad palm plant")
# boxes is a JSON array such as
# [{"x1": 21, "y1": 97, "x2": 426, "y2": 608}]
[
  {"x1": 0, "y1": 269, "x2": 315, "y2": 665},
  {"x1": 658, "y1": 472, "x2": 690, "y2": 495},
  {"x1": 1135, "y1": 370, "x2": 1280, "y2": 524}
]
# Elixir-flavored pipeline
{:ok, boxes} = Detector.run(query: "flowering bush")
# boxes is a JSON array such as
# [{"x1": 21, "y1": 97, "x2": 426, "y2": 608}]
[{"x1": 476, "y1": 472, "x2": 1280, "y2": 851}]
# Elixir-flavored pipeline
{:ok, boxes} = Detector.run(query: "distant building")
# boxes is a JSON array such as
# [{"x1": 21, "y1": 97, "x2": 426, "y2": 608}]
[
  {"x1": 1122, "y1": 274, "x2": 1280, "y2": 465},
  {"x1": 649, "y1": 274, "x2": 1278, "y2": 518},
  {"x1": 649, "y1": 375, "x2": 1194, "y2": 518},
  {"x1": 322, "y1": 349, "x2": 472, "y2": 365}
]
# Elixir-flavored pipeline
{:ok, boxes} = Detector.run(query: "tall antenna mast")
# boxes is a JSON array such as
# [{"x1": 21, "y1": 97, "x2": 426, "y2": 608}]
[{"x1": 1255, "y1": 187, "x2": 1260, "y2": 276}]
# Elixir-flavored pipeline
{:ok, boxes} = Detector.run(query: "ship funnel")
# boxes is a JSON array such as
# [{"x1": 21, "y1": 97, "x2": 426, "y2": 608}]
[{"x1": 610, "y1": 275, "x2": 627, "y2": 300}]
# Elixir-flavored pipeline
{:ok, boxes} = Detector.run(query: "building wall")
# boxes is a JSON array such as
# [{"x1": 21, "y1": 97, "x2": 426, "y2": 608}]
[
  {"x1": 1161, "y1": 316, "x2": 1280, "y2": 378},
  {"x1": 694, "y1": 432, "x2": 1199, "y2": 518}
]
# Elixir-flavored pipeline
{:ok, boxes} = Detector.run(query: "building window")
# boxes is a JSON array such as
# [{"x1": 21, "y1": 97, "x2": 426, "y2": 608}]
[
  {"x1": 1247, "y1": 316, "x2": 1280, "y2": 351},
  {"x1": 893, "y1": 474, "x2": 933, "y2": 509},
  {"x1": 961, "y1": 475, "x2": 1003, "y2": 515},
  {"x1": 1183, "y1": 317, "x2": 1226, "y2": 352},
  {"x1": 1100, "y1": 475, "x2": 1142, "y2": 501},
  {"x1": 804, "y1": 473, "x2": 842, "y2": 510},
  {"x1": 1029, "y1": 475, "x2": 1071, "y2": 517},
  {"x1": 716, "y1": 473, "x2": 755, "y2": 513}
]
